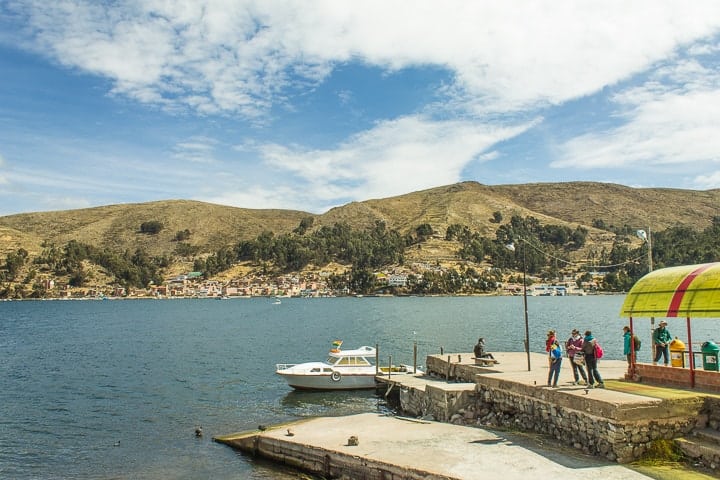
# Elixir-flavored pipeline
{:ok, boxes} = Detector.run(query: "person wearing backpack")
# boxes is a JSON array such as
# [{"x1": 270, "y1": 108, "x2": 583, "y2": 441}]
[
  {"x1": 547, "y1": 339, "x2": 563, "y2": 388},
  {"x1": 545, "y1": 329, "x2": 557, "y2": 368},
  {"x1": 623, "y1": 326, "x2": 641, "y2": 364},
  {"x1": 582, "y1": 330, "x2": 605, "y2": 389}
]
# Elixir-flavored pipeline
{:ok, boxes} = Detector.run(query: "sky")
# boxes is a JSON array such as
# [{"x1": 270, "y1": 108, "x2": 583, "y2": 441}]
[{"x1": 1, "y1": 1, "x2": 720, "y2": 216}]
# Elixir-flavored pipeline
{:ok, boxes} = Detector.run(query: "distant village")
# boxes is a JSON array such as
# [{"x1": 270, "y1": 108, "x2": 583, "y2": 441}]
[{"x1": 34, "y1": 262, "x2": 600, "y2": 300}]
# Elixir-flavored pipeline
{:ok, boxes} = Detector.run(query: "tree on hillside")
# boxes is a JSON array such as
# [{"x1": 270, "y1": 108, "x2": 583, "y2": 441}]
[
  {"x1": 349, "y1": 267, "x2": 375, "y2": 294},
  {"x1": 68, "y1": 265, "x2": 87, "y2": 287},
  {"x1": 571, "y1": 226, "x2": 588, "y2": 248},
  {"x1": 415, "y1": 223, "x2": 433, "y2": 241},
  {"x1": 34, "y1": 243, "x2": 63, "y2": 272},
  {"x1": 173, "y1": 229, "x2": 191, "y2": 241},
  {"x1": 174, "y1": 243, "x2": 200, "y2": 257},
  {"x1": 140, "y1": 221, "x2": 164, "y2": 234},
  {"x1": 446, "y1": 223, "x2": 471, "y2": 242},
  {"x1": 458, "y1": 236, "x2": 487, "y2": 263},
  {"x1": 293, "y1": 216, "x2": 315, "y2": 235},
  {"x1": 4, "y1": 249, "x2": 28, "y2": 280}
]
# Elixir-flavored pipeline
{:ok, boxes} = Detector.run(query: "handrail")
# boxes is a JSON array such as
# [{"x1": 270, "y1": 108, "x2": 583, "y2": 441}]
[{"x1": 275, "y1": 363, "x2": 297, "y2": 370}]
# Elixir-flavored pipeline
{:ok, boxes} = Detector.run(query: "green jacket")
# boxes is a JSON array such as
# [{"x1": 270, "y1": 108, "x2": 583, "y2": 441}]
[
  {"x1": 623, "y1": 331, "x2": 632, "y2": 355},
  {"x1": 653, "y1": 326, "x2": 671, "y2": 345}
]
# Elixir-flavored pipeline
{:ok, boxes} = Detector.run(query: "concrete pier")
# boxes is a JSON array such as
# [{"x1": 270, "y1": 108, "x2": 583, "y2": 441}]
[
  {"x1": 379, "y1": 352, "x2": 713, "y2": 464},
  {"x1": 216, "y1": 352, "x2": 720, "y2": 477},
  {"x1": 214, "y1": 413, "x2": 653, "y2": 480}
]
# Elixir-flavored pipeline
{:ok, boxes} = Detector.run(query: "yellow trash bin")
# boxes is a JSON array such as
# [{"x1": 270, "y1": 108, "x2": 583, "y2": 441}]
[{"x1": 670, "y1": 337, "x2": 686, "y2": 368}]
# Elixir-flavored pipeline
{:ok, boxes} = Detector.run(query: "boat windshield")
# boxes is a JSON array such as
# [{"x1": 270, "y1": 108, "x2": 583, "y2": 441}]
[{"x1": 326, "y1": 355, "x2": 372, "y2": 366}]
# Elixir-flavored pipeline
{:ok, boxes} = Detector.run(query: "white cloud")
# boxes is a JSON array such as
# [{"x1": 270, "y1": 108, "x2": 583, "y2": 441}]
[
  {"x1": 6, "y1": 1, "x2": 720, "y2": 214},
  {"x1": 205, "y1": 184, "x2": 309, "y2": 212},
  {"x1": 172, "y1": 137, "x2": 218, "y2": 164},
  {"x1": 694, "y1": 171, "x2": 720, "y2": 189},
  {"x1": 553, "y1": 50, "x2": 720, "y2": 179},
  {"x1": 555, "y1": 90, "x2": 720, "y2": 168},
  {"x1": 11, "y1": 1, "x2": 720, "y2": 118},
  {"x1": 39, "y1": 195, "x2": 93, "y2": 211},
  {"x1": 200, "y1": 115, "x2": 537, "y2": 212},
  {"x1": 253, "y1": 115, "x2": 536, "y2": 207}
]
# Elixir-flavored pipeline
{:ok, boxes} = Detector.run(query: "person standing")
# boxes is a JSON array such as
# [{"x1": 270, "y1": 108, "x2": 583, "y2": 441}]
[
  {"x1": 623, "y1": 326, "x2": 637, "y2": 364},
  {"x1": 546, "y1": 330, "x2": 556, "y2": 367},
  {"x1": 566, "y1": 329, "x2": 588, "y2": 385},
  {"x1": 582, "y1": 330, "x2": 604, "y2": 388},
  {"x1": 653, "y1": 321, "x2": 672, "y2": 366},
  {"x1": 547, "y1": 339, "x2": 562, "y2": 387}
]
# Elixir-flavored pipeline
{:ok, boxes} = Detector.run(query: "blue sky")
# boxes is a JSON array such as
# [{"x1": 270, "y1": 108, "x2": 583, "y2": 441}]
[{"x1": 2, "y1": 1, "x2": 720, "y2": 216}]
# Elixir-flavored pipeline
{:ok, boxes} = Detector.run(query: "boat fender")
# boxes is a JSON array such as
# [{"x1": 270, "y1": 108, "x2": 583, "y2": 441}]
[{"x1": 331, "y1": 371, "x2": 341, "y2": 382}]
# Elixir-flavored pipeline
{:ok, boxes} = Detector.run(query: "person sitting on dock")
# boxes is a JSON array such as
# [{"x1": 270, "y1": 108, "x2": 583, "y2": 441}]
[{"x1": 473, "y1": 337, "x2": 495, "y2": 361}]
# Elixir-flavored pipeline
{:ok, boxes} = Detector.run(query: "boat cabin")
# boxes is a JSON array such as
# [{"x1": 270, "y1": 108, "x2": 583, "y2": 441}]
[{"x1": 327, "y1": 355, "x2": 373, "y2": 366}]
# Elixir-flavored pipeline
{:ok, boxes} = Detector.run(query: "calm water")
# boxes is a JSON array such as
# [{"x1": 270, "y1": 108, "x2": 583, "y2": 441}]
[{"x1": 1, "y1": 295, "x2": 714, "y2": 479}]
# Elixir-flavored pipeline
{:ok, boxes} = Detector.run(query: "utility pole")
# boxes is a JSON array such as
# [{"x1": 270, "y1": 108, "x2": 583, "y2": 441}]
[
  {"x1": 506, "y1": 240, "x2": 531, "y2": 371},
  {"x1": 647, "y1": 227, "x2": 653, "y2": 273},
  {"x1": 522, "y1": 243, "x2": 531, "y2": 372},
  {"x1": 646, "y1": 228, "x2": 655, "y2": 362}
]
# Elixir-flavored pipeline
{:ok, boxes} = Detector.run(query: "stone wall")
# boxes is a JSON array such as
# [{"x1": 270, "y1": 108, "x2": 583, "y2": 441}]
[
  {"x1": 703, "y1": 397, "x2": 720, "y2": 431},
  {"x1": 398, "y1": 384, "x2": 475, "y2": 422},
  {"x1": 426, "y1": 354, "x2": 499, "y2": 382},
  {"x1": 687, "y1": 397, "x2": 720, "y2": 471},
  {"x1": 390, "y1": 373, "x2": 705, "y2": 464},
  {"x1": 470, "y1": 385, "x2": 699, "y2": 463}
]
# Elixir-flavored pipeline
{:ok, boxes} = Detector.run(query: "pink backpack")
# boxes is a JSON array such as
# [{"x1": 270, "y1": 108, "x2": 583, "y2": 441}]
[{"x1": 594, "y1": 341, "x2": 604, "y2": 359}]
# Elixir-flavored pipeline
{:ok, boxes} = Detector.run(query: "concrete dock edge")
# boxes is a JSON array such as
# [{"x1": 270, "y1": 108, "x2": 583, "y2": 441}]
[{"x1": 215, "y1": 413, "x2": 653, "y2": 480}]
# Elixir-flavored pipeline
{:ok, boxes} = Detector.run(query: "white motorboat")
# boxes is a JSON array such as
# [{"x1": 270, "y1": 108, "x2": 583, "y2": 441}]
[{"x1": 276, "y1": 341, "x2": 419, "y2": 390}]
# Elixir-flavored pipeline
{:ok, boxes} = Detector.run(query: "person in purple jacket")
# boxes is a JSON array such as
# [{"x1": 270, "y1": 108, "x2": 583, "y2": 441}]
[{"x1": 565, "y1": 329, "x2": 588, "y2": 385}]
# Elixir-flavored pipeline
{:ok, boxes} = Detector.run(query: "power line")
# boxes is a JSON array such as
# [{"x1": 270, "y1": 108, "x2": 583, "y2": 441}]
[{"x1": 516, "y1": 237, "x2": 648, "y2": 270}]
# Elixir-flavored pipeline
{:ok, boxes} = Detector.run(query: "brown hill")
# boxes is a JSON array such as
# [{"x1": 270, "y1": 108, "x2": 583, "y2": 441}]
[
  {"x1": 489, "y1": 182, "x2": 720, "y2": 232},
  {"x1": 1, "y1": 181, "x2": 718, "y2": 262},
  {"x1": 318, "y1": 181, "x2": 719, "y2": 239},
  {"x1": 0, "y1": 200, "x2": 309, "y2": 258}
]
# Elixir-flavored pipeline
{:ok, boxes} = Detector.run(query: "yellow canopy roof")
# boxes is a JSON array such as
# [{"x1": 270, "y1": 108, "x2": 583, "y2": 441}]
[{"x1": 620, "y1": 262, "x2": 720, "y2": 318}]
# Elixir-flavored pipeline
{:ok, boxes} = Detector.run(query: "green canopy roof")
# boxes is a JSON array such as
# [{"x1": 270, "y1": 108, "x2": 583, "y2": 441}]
[{"x1": 620, "y1": 262, "x2": 720, "y2": 318}]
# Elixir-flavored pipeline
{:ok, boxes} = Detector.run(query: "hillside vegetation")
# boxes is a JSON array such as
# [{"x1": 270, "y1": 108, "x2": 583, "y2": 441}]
[
  {"x1": 0, "y1": 200, "x2": 309, "y2": 258},
  {"x1": 3, "y1": 182, "x2": 717, "y2": 259},
  {"x1": 1, "y1": 181, "x2": 719, "y2": 297}
]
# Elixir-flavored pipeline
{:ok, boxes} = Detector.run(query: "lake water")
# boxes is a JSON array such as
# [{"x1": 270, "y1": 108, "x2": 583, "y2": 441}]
[{"x1": 1, "y1": 295, "x2": 714, "y2": 479}]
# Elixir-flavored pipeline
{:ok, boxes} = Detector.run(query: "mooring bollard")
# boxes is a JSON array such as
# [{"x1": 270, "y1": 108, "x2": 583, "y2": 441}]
[
  {"x1": 375, "y1": 343, "x2": 379, "y2": 375},
  {"x1": 440, "y1": 346, "x2": 444, "y2": 355},
  {"x1": 413, "y1": 341, "x2": 417, "y2": 374}
]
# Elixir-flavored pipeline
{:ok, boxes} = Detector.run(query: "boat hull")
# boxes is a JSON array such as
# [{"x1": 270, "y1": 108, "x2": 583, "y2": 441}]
[
  {"x1": 275, "y1": 345, "x2": 420, "y2": 391},
  {"x1": 278, "y1": 371, "x2": 378, "y2": 390}
]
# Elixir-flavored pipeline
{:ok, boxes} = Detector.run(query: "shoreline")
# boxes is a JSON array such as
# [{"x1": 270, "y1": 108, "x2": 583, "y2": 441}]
[{"x1": 0, "y1": 291, "x2": 625, "y2": 301}]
